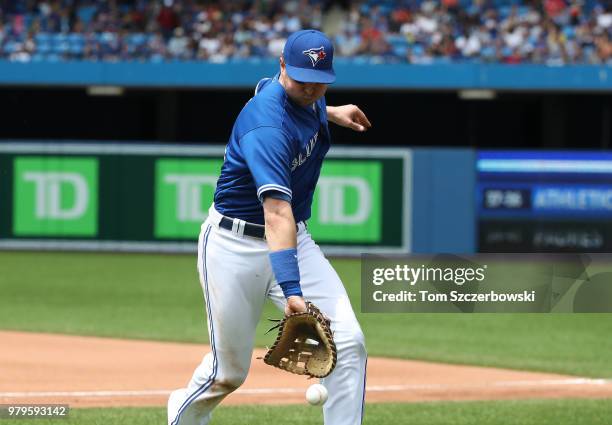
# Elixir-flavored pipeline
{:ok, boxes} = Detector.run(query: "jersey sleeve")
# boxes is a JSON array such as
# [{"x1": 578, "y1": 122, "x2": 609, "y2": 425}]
[
  {"x1": 240, "y1": 126, "x2": 295, "y2": 203},
  {"x1": 254, "y1": 77, "x2": 271, "y2": 95},
  {"x1": 254, "y1": 73, "x2": 278, "y2": 95}
]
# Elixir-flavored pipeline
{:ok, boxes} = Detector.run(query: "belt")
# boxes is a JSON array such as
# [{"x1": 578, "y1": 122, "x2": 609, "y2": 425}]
[{"x1": 219, "y1": 216, "x2": 266, "y2": 240}]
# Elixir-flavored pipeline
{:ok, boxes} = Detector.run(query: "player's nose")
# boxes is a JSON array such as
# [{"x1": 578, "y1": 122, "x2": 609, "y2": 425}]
[{"x1": 303, "y1": 84, "x2": 315, "y2": 95}]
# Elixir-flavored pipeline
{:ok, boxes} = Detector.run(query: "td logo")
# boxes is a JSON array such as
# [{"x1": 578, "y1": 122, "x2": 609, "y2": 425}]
[
  {"x1": 155, "y1": 159, "x2": 223, "y2": 239},
  {"x1": 13, "y1": 157, "x2": 99, "y2": 236},
  {"x1": 309, "y1": 161, "x2": 382, "y2": 242},
  {"x1": 24, "y1": 172, "x2": 89, "y2": 219},
  {"x1": 317, "y1": 176, "x2": 372, "y2": 225},
  {"x1": 163, "y1": 174, "x2": 218, "y2": 222}
]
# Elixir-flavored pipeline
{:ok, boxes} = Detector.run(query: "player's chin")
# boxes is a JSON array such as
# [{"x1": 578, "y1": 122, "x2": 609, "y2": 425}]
[{"x1": 301, "y1": 95, "x2": 320, "y2": 106}]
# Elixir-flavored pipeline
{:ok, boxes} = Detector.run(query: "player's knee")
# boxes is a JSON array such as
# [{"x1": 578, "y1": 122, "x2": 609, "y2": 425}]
[{"x1": 213, "y1": 373, "x2": 247, "y2": 394}]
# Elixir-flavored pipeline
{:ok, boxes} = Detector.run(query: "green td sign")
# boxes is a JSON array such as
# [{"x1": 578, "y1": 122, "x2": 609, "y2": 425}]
[
  {"x1": 155, "y1": 159, "x2": 223, "y2": 239},
  {"x1": 13, "y1": 157, "x2": 99, "y2": 236},
  {"x1": 153, "y1": 158, "x2": 384, "y2": 243},
  {"x1": 309, "y1": 161, "x2": 382, "y2": 242}
]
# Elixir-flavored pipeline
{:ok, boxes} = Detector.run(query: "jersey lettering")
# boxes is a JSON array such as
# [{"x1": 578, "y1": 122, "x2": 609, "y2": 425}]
[{"x1": 291, "y1": 131, "x2": 319, "y2": 171}]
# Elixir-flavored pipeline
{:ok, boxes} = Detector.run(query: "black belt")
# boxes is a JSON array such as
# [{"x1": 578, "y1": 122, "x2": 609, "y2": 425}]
[{"x1": 219, "y1": 216, "x2": 266, "y2": 239}]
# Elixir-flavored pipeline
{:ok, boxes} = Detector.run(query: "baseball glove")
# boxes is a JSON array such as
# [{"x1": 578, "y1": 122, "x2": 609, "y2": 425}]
[{"x1": 263, "y1": 302, "x2": 337, "y2": 378}]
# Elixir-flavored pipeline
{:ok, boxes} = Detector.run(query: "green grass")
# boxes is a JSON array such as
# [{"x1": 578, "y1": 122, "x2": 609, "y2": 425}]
[
  {"x1": 1, "y1": 252, "x2": 612, "y2": 377},
  {"x1": 3, "y1": 400, "x2": 612, "y2": 425}
]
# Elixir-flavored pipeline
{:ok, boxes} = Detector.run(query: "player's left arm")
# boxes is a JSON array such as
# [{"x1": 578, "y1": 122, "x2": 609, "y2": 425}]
[
  {"x1": 263, "y1": 196, "x2": 307, "y2": 316},
  {"x1": 326, "y1": 105, "x2": 372, "y2": 132}
]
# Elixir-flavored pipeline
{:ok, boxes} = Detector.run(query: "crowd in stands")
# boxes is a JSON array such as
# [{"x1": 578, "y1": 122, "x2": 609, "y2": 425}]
[{"x1": 1, "y1": 0, "x2": 612, "y2": 65}]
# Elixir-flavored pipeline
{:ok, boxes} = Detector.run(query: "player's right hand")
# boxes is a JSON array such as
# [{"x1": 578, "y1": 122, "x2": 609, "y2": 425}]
[{"x1": 285, "y1": 295, "x2": 307, "y2": 315}]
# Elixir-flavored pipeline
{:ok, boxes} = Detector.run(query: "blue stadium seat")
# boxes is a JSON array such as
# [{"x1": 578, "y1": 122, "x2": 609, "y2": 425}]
[
  {"x1": 69, "y1": 43, "x2": 85, "y2": 55},
  {"x1": 518, "y1": 6, "x2": 530, "y2": 16},
  {"x1": 99, "y1": 32, "x2": 118, "y2": 44},
  {"x1": 53, "y1": 41, "x2": 70, "y2": 54},
  {"x1": 77, "y1": 5, "x2": 97, "y2": 25},
  {"x1": 493, "y1": 0, "x2": 521, "y2": 6},
  {"x1": 386, "y1": 34, "x2": 407, "y2": 45},
  {"x1": 127, "y1": 33, "x2": 147, "y2": 46},
  {"x1": 68, "y1": 33, "x2": 86, "y2": 45},
  {"x1": 386, "y1": 34, "x2": 409, "y2": 58},
  {"x1": 150, "y1": 53, "x2": 165, "y2": 63},
  {"x1": 412, "y1": 44, "x2": 425, "y2": 57},
  {"x1": 481, "y1": 46, "x2": 496, "y2": 59},
  {"x1": 36, "y1": 42, "x2": 52, "y2": 54},
  {"x1": 4, "y1": 41, "x2": 20, "y2": 54},
  {"x1": 584, "y1": 46, "x2": 596, "y2": 58},
  {"x1": 51, "y1": 33, "x2": 68, "y2": 45},
  {"x1": 498, "y1": 6, "x2": 512, "y2": 19},
  {"x1": 45, "y1": 53, "x2": 62, "y2": 62},
  {"x1": 563, "y1": 26, "x2": 576, "y2": 39},
  {"x1": 379, "y1": 5, "x2": 393, "y2": 15},
  {"x1": 35, "y1": 33, "x2": 52, "y2": 44},
  {"x1": 393, "y1": 45, "x2": 408, "y2": 57}
]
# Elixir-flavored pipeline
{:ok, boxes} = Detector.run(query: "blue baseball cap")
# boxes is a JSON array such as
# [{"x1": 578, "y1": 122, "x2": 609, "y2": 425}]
[{"x1": 282, "y1": 29, "x2": 336, "y2": 84}]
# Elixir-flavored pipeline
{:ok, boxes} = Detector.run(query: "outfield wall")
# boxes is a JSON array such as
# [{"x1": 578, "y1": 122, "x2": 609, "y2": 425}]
[
  {"x1": 0, "y1": 142, "x2": 478, "y2": 255},
  {"x1": 4, "y1": 142, "x2": 611, "y2": 254},
  {"x1": 2, "y1": 60, "x2": 612, "y2": 91}
]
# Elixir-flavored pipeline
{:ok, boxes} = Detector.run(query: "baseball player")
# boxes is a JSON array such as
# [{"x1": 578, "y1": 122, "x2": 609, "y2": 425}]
[{"x1": 168, "y1": 29, "x2": 371, "y2": 425}]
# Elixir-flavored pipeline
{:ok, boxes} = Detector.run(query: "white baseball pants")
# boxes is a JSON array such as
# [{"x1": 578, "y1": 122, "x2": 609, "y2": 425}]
[{"x1": 168, "y1": 206, "x2": 367, "y2": 425}]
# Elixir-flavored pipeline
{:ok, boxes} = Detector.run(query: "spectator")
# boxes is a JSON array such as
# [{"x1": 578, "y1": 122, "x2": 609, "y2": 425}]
[
  {"x1": 335, "y1": 28, "x2": 361, "y2": 57},
  {"x1": 157, "y1": 1, "x2": 179, "y2": 39},
  {"x1": 167, "y1": 26, "x2": 190, "y2": 59},
  {"x1": 148, "y1": 30, "x2": 167, "y2": 61},
  {"x1": 1, "y1": 0, "x2": 611, "y2": 65}
]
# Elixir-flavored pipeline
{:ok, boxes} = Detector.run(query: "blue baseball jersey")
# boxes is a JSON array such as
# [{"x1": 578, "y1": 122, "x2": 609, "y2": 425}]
[{"x1": 214, "y1": 74, "x2": 331, "y2": 225}]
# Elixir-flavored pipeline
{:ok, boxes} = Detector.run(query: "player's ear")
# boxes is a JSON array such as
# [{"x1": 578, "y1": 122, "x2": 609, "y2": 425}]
[{"x1": 280, "y1": 55, "x2": 285, "y2": 69}]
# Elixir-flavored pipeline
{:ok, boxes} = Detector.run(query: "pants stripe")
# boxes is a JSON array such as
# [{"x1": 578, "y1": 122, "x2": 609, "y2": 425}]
[
  {"x1": 172, "y1": 225, "x2": 216, "y2": 425},
  {"x1": 360, "y1": 356, "x2": 368, "y2": 424}
]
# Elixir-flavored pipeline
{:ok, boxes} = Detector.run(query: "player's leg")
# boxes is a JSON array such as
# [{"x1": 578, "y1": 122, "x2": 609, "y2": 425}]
[
  {"x1": 268, "y1": 225, "x2": 367, "y2": 425},
  {"x1": 168, "y1": 222, "x2": 271, "y2": 425}
]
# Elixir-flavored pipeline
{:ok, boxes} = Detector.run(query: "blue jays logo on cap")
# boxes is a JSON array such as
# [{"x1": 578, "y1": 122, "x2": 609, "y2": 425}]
[
  {"x1": 303, "y1": 46, "x2": 327, "y2": 67},
  {"x1": 282, "y1": 30, "x2": 336, "y2": 84}
]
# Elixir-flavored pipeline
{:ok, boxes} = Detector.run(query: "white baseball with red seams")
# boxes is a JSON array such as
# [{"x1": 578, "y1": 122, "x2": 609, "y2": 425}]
[{"x1": 306, "y1": 383, "x2": 329, "y2": 406}]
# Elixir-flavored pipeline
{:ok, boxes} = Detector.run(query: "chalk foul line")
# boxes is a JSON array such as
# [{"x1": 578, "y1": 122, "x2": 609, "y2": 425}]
[{"x1": 0, "y1": 378, "x2": 610, "y2": 398}]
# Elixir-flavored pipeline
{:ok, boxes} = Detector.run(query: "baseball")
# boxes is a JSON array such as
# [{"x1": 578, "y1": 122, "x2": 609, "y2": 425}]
[{"x1": 305, "y1": 383, "x2": 328, "y2": 406}]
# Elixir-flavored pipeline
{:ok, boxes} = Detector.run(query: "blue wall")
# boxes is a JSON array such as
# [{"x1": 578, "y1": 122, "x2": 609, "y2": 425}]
[
  {"x1": 2, "y1": 60, "x2": 612, "y2": 91},
  {"x1": 411, "y1": 149, "x2": 476, "y2": 254}
]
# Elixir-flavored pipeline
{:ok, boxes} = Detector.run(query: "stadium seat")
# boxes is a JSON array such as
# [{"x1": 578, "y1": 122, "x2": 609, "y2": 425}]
[
  {"x1": 53, "y1": 41, "x2": 70, "y2": 54},
  {"x1": 4, "y1": 41, "x2": 20, "y2": 54},
  {"x1": 128, "y1": 33, "x2": 147, "y2": 46},
  {"x1": 36, "y1": 42, "x2": 52, "y2": 54},
  {"x1": 51, "y1": 33, "x2": 68, "y2": 46},
  {"x1": 35, "y1": 33, "x2": 52, "y2": 44},
  {"x1": 68, "y1": 33, "x2": 86, "y2": 45},
  {"x1": 45, "y1": 53, "x2": 61, "y2": 62},
  {"x1": 69, "y1": 43, "x2": 85, "y2": 55}
]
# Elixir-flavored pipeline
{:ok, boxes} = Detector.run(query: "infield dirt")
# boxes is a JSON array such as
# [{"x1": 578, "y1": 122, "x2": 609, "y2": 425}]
[{"x1": 1, "y1": 331, "x2": 611, "y2": 407}]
